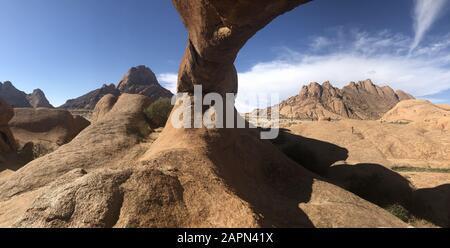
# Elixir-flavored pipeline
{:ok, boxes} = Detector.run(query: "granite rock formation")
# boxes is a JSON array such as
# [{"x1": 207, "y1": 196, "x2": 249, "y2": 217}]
[
  {"x1": 9, "y1": 108, "x2": 90, "y2": 157},
  {"x1": 273, "y1": 80, "x2": 415, "y2": 121}
]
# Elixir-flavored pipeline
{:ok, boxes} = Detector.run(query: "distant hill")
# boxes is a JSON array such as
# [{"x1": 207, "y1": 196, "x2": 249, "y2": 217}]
[
  {"x1": 254, "y1": 79, "x2": 415, "y2": 121},
  {"x1": 381, "y1": 99, "x2": 450, "y2": 131},
  {"x1": 60, "y1": 65, "x2": 173, "y2": 110},
  {"x1": 0, "y1": 81, "x2": 53, "y2": 108}
]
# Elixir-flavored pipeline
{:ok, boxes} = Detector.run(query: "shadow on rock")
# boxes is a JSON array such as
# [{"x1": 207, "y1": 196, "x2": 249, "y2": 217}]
[
  {"x1": 272, "y1": 128, "x2": 349, "y2": 175},
  {"x1": 412, "y1": 184, "x2": 450, "y2": 227},
  {"x1": 209, "y1": 127, "x2": 315, "y2": 227},
  {"x1": 327, "y1": 163, "x2": 413, "y2": 208},
  {"x1": 0, "y1": 142, "x2": 34, "y2": 173},
  {"x1": 274, "y1": 128, "x2": 450, "y2": 227}
]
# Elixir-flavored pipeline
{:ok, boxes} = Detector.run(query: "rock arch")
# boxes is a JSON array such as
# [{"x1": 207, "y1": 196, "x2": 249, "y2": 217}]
[{"x1": 173, "y1": 0, "x2": 311, "y2": 95}]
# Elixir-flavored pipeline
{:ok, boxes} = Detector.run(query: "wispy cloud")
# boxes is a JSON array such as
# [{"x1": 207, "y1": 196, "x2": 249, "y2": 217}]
[
  {"x1": 157, "y1": 73, "x2": 178, "y2": 94},
  {"x1": 236, "y1": 29, "x2": 450, "y2": 112},
  {"x1": 158, "y1": 29, "x2": 450, "y2": 113},
  {"x1": 411, "y1": 0, "x2": 447, "y2": 52}
]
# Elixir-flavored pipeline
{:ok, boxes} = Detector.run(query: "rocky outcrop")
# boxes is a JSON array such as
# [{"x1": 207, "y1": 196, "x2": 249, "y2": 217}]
[
  {"x1": 26, "y1": 89, "x2": 54, "y2": 108},
  {"x1": 60, "y1": 84, "x2": 120, "y2": 110},
  {"x1": 278, "y1": 120, "x2": 450, "y2": 227},
  {"x1": 60, "y1": 66, "x2": 172, "y2": 110},
  {"x1": 0, "y1": 81, "x2": 31, "y2": 108},
  {"x1": 90, "y1": 94, "x2": 118, "y2": 123},
  {"x1": 9, "y1": 108, "x2": 90, "y2": 157},
  {"x1": 396, "y1": 90, "x2": 415, "y2": 101},
  {"x1": 0, "y1": 81, "x2": 54, "y2": 108},
  {"x1": 0, "y1": 94, "x2": 156, "y2": 227},
  {"x1": 118, "y1": 65, "x2": 173, "y2": 102},
  {"x1": 272, "y1": 80, "x2": 415, "y2": 121},
  {"x1": 382, "y1": 99, "x2": 450, "y2": 131}
]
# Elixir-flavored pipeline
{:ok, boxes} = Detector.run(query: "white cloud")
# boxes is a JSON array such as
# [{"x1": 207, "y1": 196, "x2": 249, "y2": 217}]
[
  {"x1": 411, "y1": 0, "x2": 447, "y2": 52},
  {"x1": 157, "y1": 73, "x2": 178, "y2": 94},
  {"x1": 236, "y1": 30, "x2": 450, "y2": 112},
  {"x1": 158, "y1": 30, "x2": 450, "y2": 113}
]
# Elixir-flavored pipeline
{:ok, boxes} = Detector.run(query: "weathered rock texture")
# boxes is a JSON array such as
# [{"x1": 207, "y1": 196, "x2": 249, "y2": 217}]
[
  {"x1": 0, "y1": 81, "x2": 53, "y2": 108},
  {"x1": 61, "y1": 66, "x2": 172, "y2": 110},
  {"x1": 173, "y1": 0, "x2": 315, "y2": 94},
  {"x1": 382, "y1": 99, "x2": 450, "y2": 131},
  {"x1": 9, "y1": 108, "x2": 90, "y2": 157},
  {"x1": 272, "y1": 80, "x2": 415, "y2": 121}
]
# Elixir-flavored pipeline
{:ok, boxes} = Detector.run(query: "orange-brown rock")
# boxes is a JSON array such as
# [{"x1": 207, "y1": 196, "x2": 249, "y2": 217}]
[
  {"x1": 91, "y1": 94, "x2": 119, "y2": 123},
  {"x1": 275, "y1": 80, "x2": 415, "y2": 121},
  {"x1": 382, "y1": 99, "x2": 450, "y2": 131},
  {"x1": 173, "y1": 0, "x2": 311, "y2": 94},
  {"x1": 9, "y1": 108, "x2": 90, "y2": 157}
]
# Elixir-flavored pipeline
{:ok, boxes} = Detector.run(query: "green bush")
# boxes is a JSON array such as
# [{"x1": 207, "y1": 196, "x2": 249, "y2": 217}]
[{"x1": 144, "y1": 98, "x2": 173, "y2": 128}]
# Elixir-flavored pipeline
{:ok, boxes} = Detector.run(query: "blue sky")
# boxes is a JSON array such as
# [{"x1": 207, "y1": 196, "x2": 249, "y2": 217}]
[{"x1": 0, "y1": 0, "x2": 449, "y2": 110}]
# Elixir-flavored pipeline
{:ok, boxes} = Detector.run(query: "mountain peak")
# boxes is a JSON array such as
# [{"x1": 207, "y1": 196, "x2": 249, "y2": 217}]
[
  {"x1": 32, "y1": 88, "x2": 44, "y2": 95},
  {"x1": 1, "y1": 81, "x2": 14, "y2": 87},
  {"x1": 0, "y1": 82, "x2": 54, "y2": 108},
  {"x1": 27, "y1": 88, "x2": 54, "y2": 108},
  {"x1": 117, "y1": 65, "x2": 159, "y2": 91},
  {"x1": 61, "y1": 66, "x2": 173, "y2": 109}
]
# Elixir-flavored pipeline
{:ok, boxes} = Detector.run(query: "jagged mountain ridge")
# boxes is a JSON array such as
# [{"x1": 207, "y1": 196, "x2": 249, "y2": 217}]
[
  {"x1": 0, "y1": 81, "x2": 30, "y2": 108},
  {"x1": 0, "y1": 81, "x2": 53, "y2": 108},
  {"x1": 269, "y1": 79, "x2": 415, "y2": 121}
]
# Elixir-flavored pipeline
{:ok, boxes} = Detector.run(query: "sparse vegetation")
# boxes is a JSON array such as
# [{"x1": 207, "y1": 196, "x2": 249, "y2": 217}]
[
  {"x1": 144, "y1": 98, "x2": 173, "y2": 128},
  {"x1": 384, "y1": 204, "x2": 411, "y2": 223},
  {"x1": 387, "y1": 120, "x2": 412, "y2": 125},
  {"x1": 383, "y1": 204, "x2": 437, "y2": 227},
  {"x1": 392, "y1": 166, "x2": 450, "y2": 173}
]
